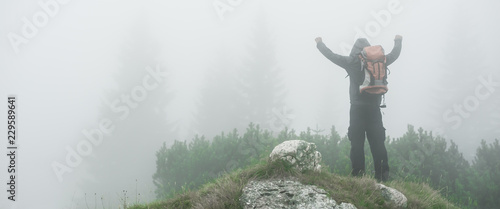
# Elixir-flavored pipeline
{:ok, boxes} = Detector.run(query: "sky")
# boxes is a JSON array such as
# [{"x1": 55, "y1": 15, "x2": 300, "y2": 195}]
[{"x1": 1, "y1": 0, "x2": 499, "y2": 208}]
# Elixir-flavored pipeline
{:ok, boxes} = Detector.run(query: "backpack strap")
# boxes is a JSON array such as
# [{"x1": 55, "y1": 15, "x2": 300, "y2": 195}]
[{"x1": 359, "y1": 55, "x2": 364, "y2": 72}]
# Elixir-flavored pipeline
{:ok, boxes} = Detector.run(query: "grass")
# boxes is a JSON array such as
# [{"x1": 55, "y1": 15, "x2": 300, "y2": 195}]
[
  {"x1": 386, "y1": 180, "x2": 460, "y2": 209},
  {"x1": 129, "y1": 159, "x2": 460, "y2": 209}
]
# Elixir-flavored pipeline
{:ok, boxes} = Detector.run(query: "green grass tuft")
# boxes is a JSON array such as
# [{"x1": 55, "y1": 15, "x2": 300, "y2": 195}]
[{"x1": 386, "y1": 180, "x2": 460, "y2": 209}]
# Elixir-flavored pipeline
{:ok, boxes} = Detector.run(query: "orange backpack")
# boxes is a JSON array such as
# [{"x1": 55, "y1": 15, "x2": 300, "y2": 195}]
[{"x1": 358, "y1": 45, "x2": 388, "y2": 95}]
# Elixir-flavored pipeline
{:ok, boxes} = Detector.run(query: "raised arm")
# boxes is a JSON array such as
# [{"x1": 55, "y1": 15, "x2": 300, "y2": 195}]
[
  {"x1": 385, "y1": 35, "x2": 403, "y2": 66},
  {"x1": 316, "y1": 37, "x2": 351, "y2": 70}
]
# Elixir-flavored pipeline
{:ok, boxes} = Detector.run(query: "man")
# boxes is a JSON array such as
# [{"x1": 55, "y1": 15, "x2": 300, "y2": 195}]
[{"x1": 315, "y1": 35, "x2": 402, "y2": 181}]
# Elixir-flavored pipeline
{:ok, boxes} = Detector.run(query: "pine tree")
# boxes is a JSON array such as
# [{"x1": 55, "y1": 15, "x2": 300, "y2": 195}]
[{"x1": 470, "y1": 139, "x2": 500, "y2": 208}]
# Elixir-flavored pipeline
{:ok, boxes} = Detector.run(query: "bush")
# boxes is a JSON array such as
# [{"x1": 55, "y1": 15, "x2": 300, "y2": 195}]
[{"x1": 152, "y1": 124, "x2": 498, "y2": 208}]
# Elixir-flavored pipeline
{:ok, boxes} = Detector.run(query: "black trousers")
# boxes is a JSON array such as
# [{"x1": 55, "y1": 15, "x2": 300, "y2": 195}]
[{"x1": 348, "y1": 105, "x2": 389, "y2": 180}]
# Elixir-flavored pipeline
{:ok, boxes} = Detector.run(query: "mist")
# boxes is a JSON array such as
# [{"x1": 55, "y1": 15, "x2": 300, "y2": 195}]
[{"x1": 1, "y1": 0, "x2": 499, "y2": 208}]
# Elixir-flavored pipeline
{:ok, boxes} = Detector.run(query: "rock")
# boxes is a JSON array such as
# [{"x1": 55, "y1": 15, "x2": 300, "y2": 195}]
[
  {"x1": 376, "y1": 183, "x2": 408, "y2": 208},
  {"x1": 240, "y1": 179, "x2": 357, "y2": 209},
  {"x1": 269, "y1": 140, "x2": 322, "y2": 172}
]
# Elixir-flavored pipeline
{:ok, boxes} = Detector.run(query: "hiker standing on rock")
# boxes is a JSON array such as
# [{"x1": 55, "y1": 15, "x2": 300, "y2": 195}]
[{"x1": 315, "y1": 35, "x2": 402, "y2": 181}]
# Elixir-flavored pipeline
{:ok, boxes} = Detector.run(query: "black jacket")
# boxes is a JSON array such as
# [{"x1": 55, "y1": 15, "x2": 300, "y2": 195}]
[{"x1": 317, "y1": 38, "x2": 402, "y2": 106}]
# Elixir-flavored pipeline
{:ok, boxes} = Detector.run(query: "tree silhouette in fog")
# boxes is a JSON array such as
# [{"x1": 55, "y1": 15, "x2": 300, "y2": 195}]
[
  {"x1": 430, "y1": 0, "x2": 497, "y2": 157},
  {"x1": 196, "y1": 12, "x2": 287, "y2": 138},
  {"x1": 80, "y1": 17, "x2": 176, "y2": 202},
  {"x1": 195, "y1": 44, "x2": 246, "y2": 138},
  {"x1": 238, "y1": 12, "x2": 287, "y2": 132}
]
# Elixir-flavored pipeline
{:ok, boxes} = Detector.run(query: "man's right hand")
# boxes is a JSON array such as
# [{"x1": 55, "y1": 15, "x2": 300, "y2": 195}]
[{"x1": 315, "y1": 37, "x2": 322, "y2": 44}]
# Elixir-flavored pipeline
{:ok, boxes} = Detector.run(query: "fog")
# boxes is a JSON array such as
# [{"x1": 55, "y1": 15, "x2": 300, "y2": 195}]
[{"x1": 1, "y1": 0, "x2": 499, "y2": 208}]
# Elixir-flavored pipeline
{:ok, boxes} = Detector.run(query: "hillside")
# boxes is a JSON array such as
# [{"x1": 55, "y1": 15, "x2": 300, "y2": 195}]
[{"x1": 129, "y1": 159, "x2": 459, "y2": 209}]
